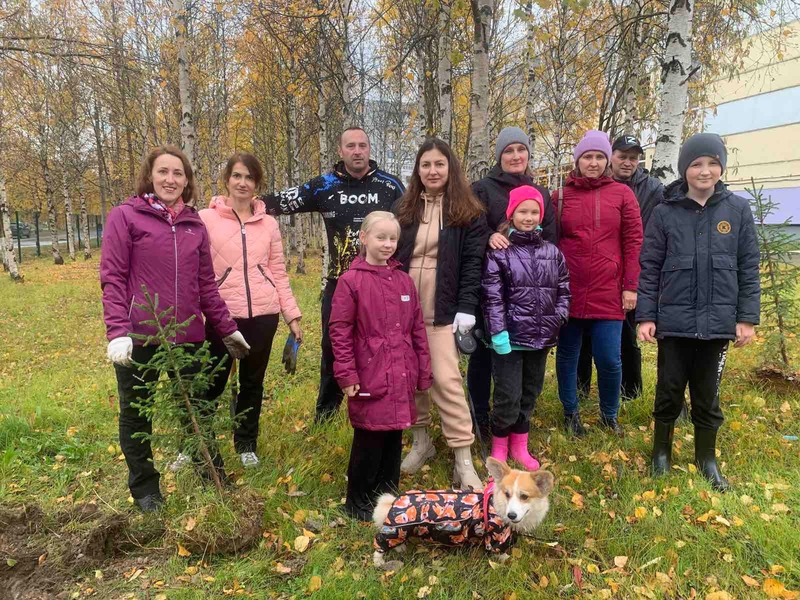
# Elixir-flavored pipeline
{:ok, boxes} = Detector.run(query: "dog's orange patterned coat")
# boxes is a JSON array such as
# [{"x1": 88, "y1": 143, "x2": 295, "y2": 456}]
[{"x1": 373, "y1": 489, "x2": 514, "y2": 553}]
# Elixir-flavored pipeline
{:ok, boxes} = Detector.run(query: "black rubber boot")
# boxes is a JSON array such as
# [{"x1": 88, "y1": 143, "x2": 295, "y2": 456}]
[
  {"x1": 600, "y1": 415, "x2": 624, "y2": 437},
  {"x1": 651, "y1": 420, "x2": 674, "y2": 476},
  {"x1": 564, "y1": 413, "x2": 586, "y2": 437},
  {"x1": 695, "y1": 427, "x2": 730, "y2": 492}
]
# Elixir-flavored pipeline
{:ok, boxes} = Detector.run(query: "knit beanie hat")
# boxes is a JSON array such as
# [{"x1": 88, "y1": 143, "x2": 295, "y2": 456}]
[
  {"x1": 506, "y1": 185, "x2": 544, "y2": 221},
  {"x1": 495, "y1": 127, "x2": 531, "y2": 163},
  {"x1": 573, "y1": 130, "x2": 612, "y2": 163},
  {"x1": 677, "y1": 133, "x2": 727, "y2": 179}
]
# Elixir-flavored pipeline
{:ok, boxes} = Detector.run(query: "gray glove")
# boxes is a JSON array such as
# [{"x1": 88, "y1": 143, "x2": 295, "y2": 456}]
[{"x1": 223, "y1": 331, "x2": 251, "y2": 360}]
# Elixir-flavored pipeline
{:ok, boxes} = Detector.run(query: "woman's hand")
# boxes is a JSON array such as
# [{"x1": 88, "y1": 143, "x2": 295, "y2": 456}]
[
  {"x1": 343, "y1": 383, "x2": 361, "y2": 397},
  {"x1": 735, "y1": 322, "x2": 755, "y2": 348},
  {"x1": 638, "y1": 321, "x2": 657, "y2": 343},
  {"x1": 107, "y1": 337, "x2": 133, "y2": 366},
  {"x1": 622, "y1": 290, "x2": 637, "y2": 312},
  {"x1": 288, "y1": 318, "x2": 303, "y2": 343},
  {"x1": 489, "y1": 232, "x2": 510, "y2": 250}
]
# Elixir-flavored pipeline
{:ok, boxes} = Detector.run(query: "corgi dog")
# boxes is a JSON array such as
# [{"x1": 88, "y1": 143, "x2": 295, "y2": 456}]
[{"x1": 372, "y1": 457, "x2": 554, "y2": 566}]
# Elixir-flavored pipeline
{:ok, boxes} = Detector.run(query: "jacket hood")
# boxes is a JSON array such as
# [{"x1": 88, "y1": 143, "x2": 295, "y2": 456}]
[
  {"x1": 508, "y1": 228, "x2": 544, "y2": 246},
  {"x1": 565, "y1": 171, "x2": 615, "y2": 190},
  {"x1": 486, "y1": 163, "x2": 533, "y2": 190},
  {"x1": 664, "y1": 179, "x2": 730, "y2": 204},
  {"x1": 333, "y1": 159, "x2": 379, "y2": 182},
  {"x1": 348, "y1": 256, "x2": 402, "y2": 271},
  {"x1": 209, "y1": 195, "x2": 267, "y2": 220}
]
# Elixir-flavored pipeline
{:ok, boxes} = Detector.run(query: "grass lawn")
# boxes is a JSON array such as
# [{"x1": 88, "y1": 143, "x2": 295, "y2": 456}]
[{"x1": 0, "y1": 254, "x2": 798, "y2": 600}]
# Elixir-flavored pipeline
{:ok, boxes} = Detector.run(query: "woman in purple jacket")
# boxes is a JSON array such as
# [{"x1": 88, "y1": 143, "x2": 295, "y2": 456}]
[
  {"x1": 100, "y1": 145, "x2": 250, "y2": 512},
  {"x1": 482, "y1": 186, "x2": 570, "y2": 468}
]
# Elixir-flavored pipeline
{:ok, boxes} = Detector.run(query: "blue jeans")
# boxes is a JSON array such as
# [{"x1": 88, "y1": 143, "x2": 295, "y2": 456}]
[{"x1": 556, "y1": 319, "x2": 623, "y2": 418}]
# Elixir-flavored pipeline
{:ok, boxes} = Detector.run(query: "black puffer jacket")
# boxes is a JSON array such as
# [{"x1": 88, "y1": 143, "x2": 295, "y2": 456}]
[
  {"x1": 617, "y1": 167, "x2": 665, "y2": 232},
  {"x1": 472, "y1": 164, "x2": 556, "y2": 243},
  {"x1": 393, "y1": 202, "x2": 489, "y2": 326},
  {"x1": 636, "y1": 180, "x2": 760, "y2": 340}
]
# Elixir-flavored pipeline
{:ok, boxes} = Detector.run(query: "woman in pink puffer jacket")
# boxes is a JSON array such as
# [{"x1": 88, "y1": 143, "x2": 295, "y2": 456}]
[{"x1": 199, "y1": 153, "x2": 302, "y2": 468}]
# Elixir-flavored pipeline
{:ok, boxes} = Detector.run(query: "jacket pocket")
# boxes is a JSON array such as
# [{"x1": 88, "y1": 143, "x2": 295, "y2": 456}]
[
  {"x1": 257, "y1": 264, "x2": 276, "y2": 288},
  {"x1": 711, "y1": 254, "x2": 738, "y2": 305},
  {"x1": 659, "y1": 255, "x2": 695, "y2": 308},
  {"x1": 216, "y1": 267, "x2": 232, "y2": 287},
  {"x1": 357, "y1": 338, "x2": 389, "y2": 398}
]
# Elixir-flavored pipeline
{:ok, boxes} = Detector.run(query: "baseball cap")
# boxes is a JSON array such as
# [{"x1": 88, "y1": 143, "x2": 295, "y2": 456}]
[{"x1": 612, "y1": 135, "x2": 643, "y2": 153}]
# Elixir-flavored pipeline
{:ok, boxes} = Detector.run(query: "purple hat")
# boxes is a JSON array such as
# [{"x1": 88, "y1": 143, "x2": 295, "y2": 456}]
[{"x1": 574, "y1": 130, "x2": 612, "y2": 163}]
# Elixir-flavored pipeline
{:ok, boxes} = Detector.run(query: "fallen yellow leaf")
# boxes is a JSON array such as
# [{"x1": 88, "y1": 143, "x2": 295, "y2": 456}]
[
  {"x1": 177, "y1": 543, "x2": 192, "y2": 557},
  {"x1": 571, "y1": 493, "x2": 585, "y2": 510},
  {"x1": 771, "y1": 565, "x2": 786, "y2": 575},
  {"x1": 308, "y1": 575, "x2": 322, "y2": 592},
  {"x1": 614, "y1": 556, "x2": 628, "y2": 568},
  {"x1": 763, "y1": 578, "x2": 797, "y2": 599},
  {"x1": 184, "y1": 517, "x2": 197, "y2": 532},
  {"x1": 741, "y1": 575, "x2": 759, "y2": 587},
  {"x1": 294, "y1": 535, "x2": 310, "y2": 553},
  {"x1": 538, "y1": 575, "x2": 549, "y2": 588},
  {"x1": 635, "y1": 506, "x2": 647, "y2": 518},
  {"x1": 705, "y1": 592, "x2": 734, "y2": 600},
  {"x1": 772, "y1": 503, "x2": 790, "y2": 514},
  {"x1": 293, "y1": 509, "x2": 306, "y2": 523}
]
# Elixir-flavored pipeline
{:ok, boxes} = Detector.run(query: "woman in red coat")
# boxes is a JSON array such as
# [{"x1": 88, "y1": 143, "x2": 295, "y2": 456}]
[
  {"x1": 329, "y1": 211, "x2": 432, "y2": 521},
  {"x1": 553, "y1": 130, "x2": 643, "y2": 437}
]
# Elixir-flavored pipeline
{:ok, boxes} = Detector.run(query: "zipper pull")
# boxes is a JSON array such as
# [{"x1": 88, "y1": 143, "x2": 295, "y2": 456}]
[
  {"x1": 171, "y1": 225, "x2": 176, "y2": 233},
  {"x1": 241, "y1": 226, "x2": 246, "y2": 235}
]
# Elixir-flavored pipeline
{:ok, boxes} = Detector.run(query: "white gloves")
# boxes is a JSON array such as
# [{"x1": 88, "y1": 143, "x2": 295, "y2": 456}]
[
  {"x1": 223, "y1": 331, "x2": 251, "y2": 360},
  {"x1": 107, "y1": 337, "x2": 133, "y2": 367},
  {"x1": 452, "y1": 312, "x2": 476, "y2": 335}
]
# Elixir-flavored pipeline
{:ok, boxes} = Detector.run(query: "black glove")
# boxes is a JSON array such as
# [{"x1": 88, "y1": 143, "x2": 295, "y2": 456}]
[{"x1": 282, "y1": 332, "x2": 300, "y2": 374}]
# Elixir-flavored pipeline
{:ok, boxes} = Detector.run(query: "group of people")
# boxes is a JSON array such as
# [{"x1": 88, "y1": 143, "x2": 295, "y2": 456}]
[{"x1": 100, "y1": 124, "x2": 760, "y2": 516}]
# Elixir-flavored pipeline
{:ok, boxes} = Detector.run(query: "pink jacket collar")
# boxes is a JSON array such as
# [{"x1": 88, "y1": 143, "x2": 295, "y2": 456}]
[{"x1": 209, "y1": 195, "x2": 267, "y2": 223}]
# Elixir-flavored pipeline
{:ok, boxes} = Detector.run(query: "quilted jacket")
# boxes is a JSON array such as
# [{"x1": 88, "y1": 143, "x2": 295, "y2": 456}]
[{"x1": 199, "y1": 196, "x2": 301, "y2": 322}]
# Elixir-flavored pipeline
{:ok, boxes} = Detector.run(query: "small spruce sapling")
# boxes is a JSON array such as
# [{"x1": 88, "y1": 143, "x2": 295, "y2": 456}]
[{"x1": 130, "y1": 288, "x2": 244, "y2": 494}]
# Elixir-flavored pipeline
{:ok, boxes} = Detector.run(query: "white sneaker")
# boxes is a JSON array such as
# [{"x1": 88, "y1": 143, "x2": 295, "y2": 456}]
[
  {"x1": 240, "y1": 452, "x2": 259, "y2": 468},
  {"x1": 169, "y1": 452, "x2": 192, "y2": 472}
]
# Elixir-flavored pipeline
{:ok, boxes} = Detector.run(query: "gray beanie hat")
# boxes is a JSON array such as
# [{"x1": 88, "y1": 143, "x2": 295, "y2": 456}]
[
  {"x1": 495, "y1": 127, "x2": 531, "y2": 163},
  {"x1": 678, "y1": 133, "x2": 727, "y2": 179}
]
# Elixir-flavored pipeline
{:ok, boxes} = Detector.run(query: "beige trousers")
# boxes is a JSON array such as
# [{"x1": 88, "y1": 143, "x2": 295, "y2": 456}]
[{"x1": 413, "y1": 324, "x2": 475, "y2": 447}]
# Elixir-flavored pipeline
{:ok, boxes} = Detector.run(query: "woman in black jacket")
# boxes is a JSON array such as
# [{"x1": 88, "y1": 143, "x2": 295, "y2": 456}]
[
  {"x1": 468, "y1": 127, "x2": 557, "y2": 437},
  {"x1": 637, "y1": 133, "x2": 760, "y2": 492},
  {"x1": 393, "y1": 137, "x2": 488, "y2": 490}
]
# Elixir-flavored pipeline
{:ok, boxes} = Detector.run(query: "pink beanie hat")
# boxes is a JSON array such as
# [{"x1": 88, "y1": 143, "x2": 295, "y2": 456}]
[
  {"x1": 507, "y1": 185, "x2": 544, "y2": 220},
  {"x1": 573, "y1": 130, "x2": 612, "y2": 163}
]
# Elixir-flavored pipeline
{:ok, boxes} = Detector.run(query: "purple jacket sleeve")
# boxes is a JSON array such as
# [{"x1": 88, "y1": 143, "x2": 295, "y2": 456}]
[
  {"x1": 100, "y1": 207, "x2": 133, "y2": 341},
  {"x1": 329, "y1": 275, "x2": 360, "y2": 389},
  {"x1": 409, "y1": 286, "x2": 433, "y2": 390},
  {"x1": 481, "y1": 250, "x2": 507, "y2": 337},
  {"x1": 198, "y1": 227, "x2": 237, "y2": 338},
  {"x1": 555, "y1": 249, "x2": 571, "y2": 323}
]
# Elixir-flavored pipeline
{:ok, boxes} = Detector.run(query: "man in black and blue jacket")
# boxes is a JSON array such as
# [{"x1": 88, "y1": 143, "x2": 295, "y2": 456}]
[{"x1": 261, "y1": 127, "x2": 405, "y2": 422}]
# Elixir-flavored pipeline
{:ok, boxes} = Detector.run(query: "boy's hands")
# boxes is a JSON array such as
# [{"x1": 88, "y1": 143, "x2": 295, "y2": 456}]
[
  {"x1": 638, "y1": 321, "x2": 657, "y2": 343},
  {"x1": 735, "y1": 322, "x2": 755, "y2": 348},
  {"x1": 343, "y1": 383, "x2": 361, "y2": 397}
]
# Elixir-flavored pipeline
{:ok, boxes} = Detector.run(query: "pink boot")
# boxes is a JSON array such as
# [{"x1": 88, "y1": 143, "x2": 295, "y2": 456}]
[
  {"x1": 490, "y1": 435, "x2": 509, "y2": 462},
  {"x1": 509, "y1": 432, "x2": 540, "y2": 471}
]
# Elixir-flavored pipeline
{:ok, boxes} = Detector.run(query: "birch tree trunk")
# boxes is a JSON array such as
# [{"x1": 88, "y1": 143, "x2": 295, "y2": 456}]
[
  {"x1": 650, "y1": 0, "x2": 695, "y2": 184},
  {"x1": 437, "y1": 1, "x2": 453, "y2": 143},
  {"x1": 341, "y1": 0, "x2": 356, "y2": 128},
  {"x1": 468, "y1": 0, "x2": 493, "y2": 181},
  {"x1": 62, "y1": 169, "x2": 76, "y2": 261},
  {"x1": 93, "y1": 102, "x2": 109, "y2": 223},
  {"x1": 79, "y1": 177, "x2": 91, "y2": 260},
  {"x1": 0, "y1": 170, "x2": 23, "y2": 281},
  {"x1": 173, "y1": 0, "x2": 196, "y2": 165},
  {"x1": 524, "y1": 0, "x2": 536, "y2": 170},
  {"x1": 44, "y1": 162, "x2": 64, "y2": 265},
  {"x1": 415, "y1": 46, "x2": 427, "y2": 146}
]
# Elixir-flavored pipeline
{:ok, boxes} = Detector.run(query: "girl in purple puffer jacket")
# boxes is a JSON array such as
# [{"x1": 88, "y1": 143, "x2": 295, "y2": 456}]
[{"x1": 482, "y1": 186, "x2": 571, "y2": 469}]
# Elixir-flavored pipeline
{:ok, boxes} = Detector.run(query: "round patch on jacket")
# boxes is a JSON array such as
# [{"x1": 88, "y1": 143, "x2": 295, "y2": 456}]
[{"x1": 717, "y1": 221, "x2": 731, "y2": 234}]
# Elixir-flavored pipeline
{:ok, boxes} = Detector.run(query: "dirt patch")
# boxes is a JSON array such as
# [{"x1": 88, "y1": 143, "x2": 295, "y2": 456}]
[
  {"x1": 756, "y1": 366, "x2": 800, "y2": 396},
  {"x1": 0, "y1": 503, "x2": 161, "y2": 600}
]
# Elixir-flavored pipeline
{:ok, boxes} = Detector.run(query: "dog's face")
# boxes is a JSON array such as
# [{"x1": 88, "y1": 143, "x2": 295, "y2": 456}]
[{"x1": 486, "y1": 457, "x2": 555, "y2": 534}]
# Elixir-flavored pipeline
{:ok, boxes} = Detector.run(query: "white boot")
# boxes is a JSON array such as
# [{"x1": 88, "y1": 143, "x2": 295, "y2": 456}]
[
  {"x1": 452, "y1": 446, "x2": 482, "y2": 490},
  {"x1": 400, "y1": 428, "x2": 436, "y2": 474}
]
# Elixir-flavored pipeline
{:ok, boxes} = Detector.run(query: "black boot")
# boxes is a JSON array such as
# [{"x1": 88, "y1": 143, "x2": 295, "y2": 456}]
[
  {"x1": 600, "y1": 415, "x2": 624, "y2": 437},
  {"x1": 564, "y1": 413, "x2": 586, "y2": 437},
  {"x1": 651, "y1": 421, "x2": 674, "y2": 476},
  {"x1": 695, "y1": 427, "x2": 729, "y2": 492}
]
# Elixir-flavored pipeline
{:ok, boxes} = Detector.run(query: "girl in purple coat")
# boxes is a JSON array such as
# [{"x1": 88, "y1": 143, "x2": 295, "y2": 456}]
[
  {"x1": 482, "y1": 186, "x2": 571, "y2": 469},
  {"x1": 329, "y1": 211, "x2": 433, "y2": 521}
]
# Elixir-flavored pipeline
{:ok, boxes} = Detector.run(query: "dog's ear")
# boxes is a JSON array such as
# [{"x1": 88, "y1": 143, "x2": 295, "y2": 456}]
[
  {"x1": 533, "y1": 470, "x2": 555, "y2": 496},
  {"x1": 486, "y1": 457, "x2": 510, "y2": 482}
]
